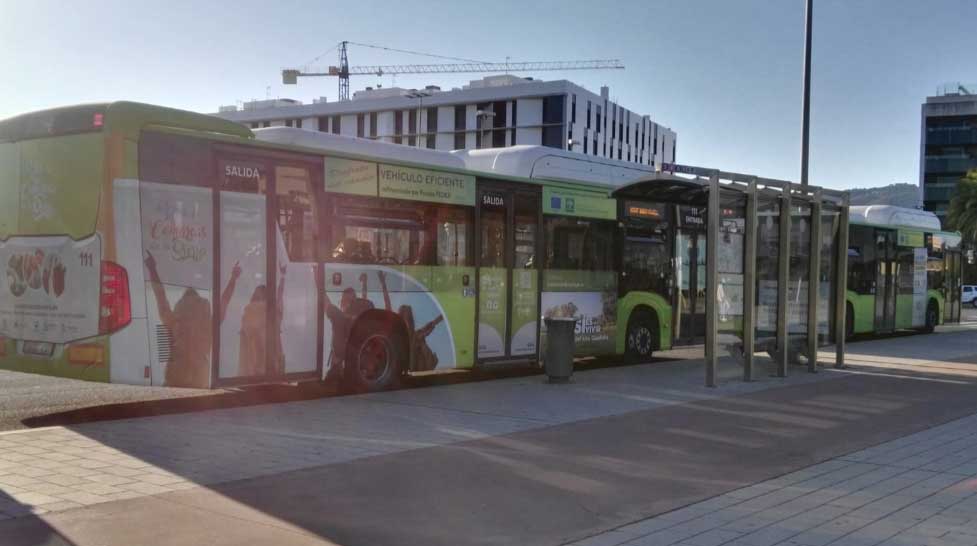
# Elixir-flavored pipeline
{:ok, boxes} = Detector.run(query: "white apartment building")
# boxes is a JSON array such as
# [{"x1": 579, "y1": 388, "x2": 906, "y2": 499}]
[{"x1": 215, "y1": 75, "x2": 677, "y2": 167}]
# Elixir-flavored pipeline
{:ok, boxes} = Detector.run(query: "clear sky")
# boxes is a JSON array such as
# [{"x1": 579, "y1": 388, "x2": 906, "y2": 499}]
[{"x1": 2, "y1": 0, "x2": 976, "y2": 191}]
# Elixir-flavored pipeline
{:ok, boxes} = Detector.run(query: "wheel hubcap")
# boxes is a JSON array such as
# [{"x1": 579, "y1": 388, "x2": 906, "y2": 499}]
[
  {"x1": 629, "y1": 326, "x2": 653, "y2": 355},
  {"x1": 358, "y1": 335, "x2": 391, "y2": 384}
]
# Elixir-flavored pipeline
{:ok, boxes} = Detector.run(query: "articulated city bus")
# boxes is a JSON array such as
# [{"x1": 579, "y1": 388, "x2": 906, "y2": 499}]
[
  {"x1": 845, "y1": 205, "x2": 963, "y2": 337},
  {"x1": 0, "y1": 102, "x2": 960, "y2": 391},
  {"x1": 456, "y1": 148, "x2": 848, "y2": 364},
  {"x1": 0, "y1": 102, "x2": 678, "y2": 391}
]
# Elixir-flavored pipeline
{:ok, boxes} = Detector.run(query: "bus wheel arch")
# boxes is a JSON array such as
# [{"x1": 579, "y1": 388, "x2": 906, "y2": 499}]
[
  {"x1": 625, "y1": 306, "x2": 659, "y2": 364},
  {"x1": 344, "y1": 310, "x2": 409, "y2": 393}
]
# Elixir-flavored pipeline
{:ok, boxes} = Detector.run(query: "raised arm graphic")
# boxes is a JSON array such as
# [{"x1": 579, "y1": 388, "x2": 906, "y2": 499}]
[
  {"x1": 277, "y1": 264, "x2": 287, "y2": 323},
  {"x1": 377, "y1": 270, "x2": 392, "y2": 312},
  {"x1": 220, "y1": 261, "x2": 242, "y2": 324},
  {"x1": 358, "y1": 272, "x2": 369, "y2": 300},
  {"x1": 144, "y1": 251, "x2": 174, "y2": 328},
  {"x1": 417, "y1": 314, "x2": 445, "y2": 339}
]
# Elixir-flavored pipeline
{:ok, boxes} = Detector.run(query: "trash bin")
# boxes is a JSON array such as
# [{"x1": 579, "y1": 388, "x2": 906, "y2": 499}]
[{"x1": 543, "y1": 317, "x2": 577, "y2": 383}]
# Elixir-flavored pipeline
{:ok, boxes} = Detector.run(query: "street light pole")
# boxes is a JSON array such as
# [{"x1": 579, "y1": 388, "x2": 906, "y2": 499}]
[{"x1": 800, "y1": 0, "x2": 813, "y2": 186}]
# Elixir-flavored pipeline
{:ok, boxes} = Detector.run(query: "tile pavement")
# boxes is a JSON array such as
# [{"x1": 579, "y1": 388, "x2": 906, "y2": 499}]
[
  {"x1": 0, "y1": 356, "x2": 835, "y2": 520},
  {"x1": 567, "y1": 412, "x2": 977, "y2": 546}
]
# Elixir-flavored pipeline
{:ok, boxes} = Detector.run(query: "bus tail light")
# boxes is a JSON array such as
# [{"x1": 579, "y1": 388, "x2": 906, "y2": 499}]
[{"x1": 99, "y1": 261, "x2": 131, "y2": 335}]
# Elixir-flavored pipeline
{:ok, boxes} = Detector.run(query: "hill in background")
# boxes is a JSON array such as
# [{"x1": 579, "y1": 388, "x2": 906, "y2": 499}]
[{"x1": 848, "y1": 183, "x2": 919, "y2": 208}]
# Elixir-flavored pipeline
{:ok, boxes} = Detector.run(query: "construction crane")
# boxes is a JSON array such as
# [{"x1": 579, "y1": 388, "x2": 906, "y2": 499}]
[{"x1": 282, "y1": 41, "x2": 625, "y2": 101}]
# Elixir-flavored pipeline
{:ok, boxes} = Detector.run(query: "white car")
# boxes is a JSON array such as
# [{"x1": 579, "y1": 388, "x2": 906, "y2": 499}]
[{"x1": 964, "y1": 285, "x2": 977, "y2": 308}]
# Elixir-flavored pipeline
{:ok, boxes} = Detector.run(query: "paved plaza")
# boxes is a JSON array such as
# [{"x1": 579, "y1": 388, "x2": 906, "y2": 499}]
[
  {"x1": 0, "y1": 356, "x2": 834, "y2": 518},
  {"x1": 569, "y1": 412, "x2": 977, "y2": 546},
  {"x1": 0, "y1": 325, "x2": 973, "y2": 545}
]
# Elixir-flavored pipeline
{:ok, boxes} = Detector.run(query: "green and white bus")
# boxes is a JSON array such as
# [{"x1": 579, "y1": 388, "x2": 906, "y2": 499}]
[
  {"x1": 0, "y1": 102, "x2": 961, "y2": 392},
  {"x1": 0, "y1": 102, "x2": 680, "y2": 391},
  {"x1": 845, "y1": 205, "x2": 963, "y2": 337}
]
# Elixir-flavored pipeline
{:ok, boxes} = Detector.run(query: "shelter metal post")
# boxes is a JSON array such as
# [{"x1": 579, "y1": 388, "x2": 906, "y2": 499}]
[
  {"x1": 705, "y1": 176, "x2": 720, "y2": 387},
  {"x1": 776, "y1": 184, "x2": 792, "y2": 377},
  {"x1": 742, "y1": 180, "x2": 758, "y2": 381},
  {"x1": 807, "y1": 191, "x2": 822, "y2": 373},
  {"x1": 834, "y1": 194, "x2": 850, "y2": 368}
]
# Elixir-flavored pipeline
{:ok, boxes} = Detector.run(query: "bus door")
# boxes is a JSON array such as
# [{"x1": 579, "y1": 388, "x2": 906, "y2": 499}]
[
  {"x1": 675, "y1": 206, "x2": 707, "y2": 344},
  {"x1": 874, "y1": 229, "x2": 897, "y2": 332},
  {"x1": 475, "y1": 185, "x2": 541, "y2": 361},
  {"x1": 215, "y1": 150, "x2": 323, "y2": 386}
]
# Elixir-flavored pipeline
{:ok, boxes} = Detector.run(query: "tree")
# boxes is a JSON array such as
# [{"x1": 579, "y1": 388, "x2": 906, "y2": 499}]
[
  {"x1": 947, "y1": 170, "x2": 977, "y2": 284},
  {"x1": 947, "y1": 170, "x2": 977, "y2": 241}
]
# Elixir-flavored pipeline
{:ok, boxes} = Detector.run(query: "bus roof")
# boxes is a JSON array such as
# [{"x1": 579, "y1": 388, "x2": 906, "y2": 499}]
[
  {"x1": 849, "y1": 205, "x2": 942, "y2": 231},
  {"x1": 253, "y1": 127, "x2": 466, "y2": 170},
  {"x1": 453, "y1": 145, "x2": 655, "y2": 188},
  {"x1": 0, "y1": 101, "x2": 251, "y2": 143}
]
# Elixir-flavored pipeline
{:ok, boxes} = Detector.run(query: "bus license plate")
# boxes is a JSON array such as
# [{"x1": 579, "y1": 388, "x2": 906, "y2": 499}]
[{"x1": 22, "y1": 341, "x2": 55, "y2": 357}]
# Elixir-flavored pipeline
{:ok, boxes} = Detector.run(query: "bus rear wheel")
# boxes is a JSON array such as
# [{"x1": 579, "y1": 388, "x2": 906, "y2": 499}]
[
  {"x1": 625, "y1": 311, "x2": 657, "y2": 364},
  {"x1": 345, "y1": 318, "x2": 405, "y2": 393}
]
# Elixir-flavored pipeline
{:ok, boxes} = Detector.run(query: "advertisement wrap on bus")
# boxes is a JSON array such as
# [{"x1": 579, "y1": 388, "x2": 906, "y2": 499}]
[{"x1": 0, "y1": 102, "x2": 965, "y2": 391}]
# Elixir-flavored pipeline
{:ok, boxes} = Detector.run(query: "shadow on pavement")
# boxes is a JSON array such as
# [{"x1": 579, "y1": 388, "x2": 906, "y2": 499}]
[
  {"x1": 2, "y1": 327, "x2": 976, "y2": 545},
  {"x1": 0, "y1": 457, "x2": 79, "y2": 545},
  {"x1": 19, "y1": 356, "x2": 675, "y2": 429}
]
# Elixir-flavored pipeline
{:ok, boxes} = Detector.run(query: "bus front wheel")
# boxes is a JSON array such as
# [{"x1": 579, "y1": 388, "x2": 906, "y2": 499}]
[
  {"x1": 845, "y1": 303, "x2": 855, "y2": 341},
  {"x1": 625, "y1": 310, "x2": 657, "y2": 364},
  {"x1": 922, "y1": 301, "x2": 939, "y2": 334},
  {"x1": 345, "y1": 317, "x2": 406, "y2": 393}
]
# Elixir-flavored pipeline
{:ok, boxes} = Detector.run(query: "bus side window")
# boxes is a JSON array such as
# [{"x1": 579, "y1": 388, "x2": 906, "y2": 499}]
[
  {"x1": 435, "y1": 205, "x2": 474, "y2": 267},
  {"x1": 544, "y1": 217, "x2": 615, "y2": 271},
  {"x1": 847, "y1": 226, "x2": 876, "y2": 295},
  {"x1": 275, "y1": 165, "x2": 318, "y2": 263},
  {"x1": 326, "y1": 195, "x2": 458, "y2": 266}
]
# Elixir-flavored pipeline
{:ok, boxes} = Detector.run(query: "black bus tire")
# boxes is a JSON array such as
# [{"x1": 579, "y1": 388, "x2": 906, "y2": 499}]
[
  {"x1": 845, "y1": 303, "x2": 855, "y2": 341},
  {"x1": 922, "y1": 300, "x2": 938, "y2": 334},
  {"x1": 625, "y1": 310, "x2": 657, "y2": 364},
  {"x1": 344, "y1": 317, "x2": 406, "y2": 393}
]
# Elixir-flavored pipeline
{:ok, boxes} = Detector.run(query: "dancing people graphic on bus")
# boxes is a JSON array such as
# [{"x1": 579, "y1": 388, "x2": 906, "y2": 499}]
[
  {"x1": 145, "y1": 250, "x2": 239, "y2": 388},
  {"x1": 377, "y1": 270, "x2": 445, "y2": 372},
  {"x1": 319, "y1": 267, "x2": 375, "y2": 380},
  {"x1": 319, "y1": 268, "x2": 447, "y2": 380},
  {"x1": 237, "y1": 263, "x2": 287, "y2": 377}
]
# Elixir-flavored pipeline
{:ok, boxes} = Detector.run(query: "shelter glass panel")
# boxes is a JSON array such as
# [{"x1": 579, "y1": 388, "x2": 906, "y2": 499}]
[
  {"x1": 717, "y1": 191, "x2": 746, "y2": 379},
  {"x1": 755, "y1": 195, "x2": 780, "y2": 355},
  {"x1": 788, "y1": 203, "x2": 812, "y2": 362},
  {"x1": 818, "y1": 207, "x2": 840, "y2": 346}
]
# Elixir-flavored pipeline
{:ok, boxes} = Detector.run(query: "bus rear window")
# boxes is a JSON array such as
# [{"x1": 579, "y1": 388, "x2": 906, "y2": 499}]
[
  {"x1": 139, "y1": 131, "x2": 213, "y2": 187},
  {"x1": 0, "y1": 104, "x2": 107, "y2": 142}
]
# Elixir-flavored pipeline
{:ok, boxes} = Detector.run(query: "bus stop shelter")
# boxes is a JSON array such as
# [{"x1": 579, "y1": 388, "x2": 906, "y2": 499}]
[{"x1": 613, "y1": 166, "x2": 850, "y2": 387}]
